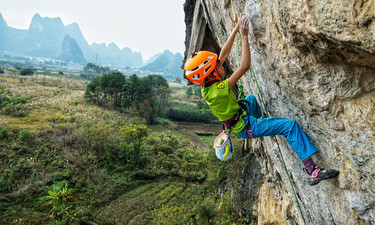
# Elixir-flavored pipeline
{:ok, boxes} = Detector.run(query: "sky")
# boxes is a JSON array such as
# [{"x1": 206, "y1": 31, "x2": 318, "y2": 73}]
[{"x1": 1, "y1": 0, "x2": 186, "y2": 61}]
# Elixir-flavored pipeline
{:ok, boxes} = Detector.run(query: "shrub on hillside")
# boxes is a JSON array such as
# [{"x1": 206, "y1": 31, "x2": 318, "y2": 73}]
[
  {"x1": 19, "y1": 129, "x2": 34, "y2": 142},
  {"x1": 13, "y1": 65, "x2": 22, "y2": 70},
  {"x1": 0, "y1": 128, "x2": 9, "y2": 140},
  {"x1": 1, "y1": 103, "x2": 29, "y2": 117},
  {"x1": 166, "y1": 107, "x2": 215, "y2": 123},
  {"x1": 40, "y1": 180, "x2": 76, "y2": 219},
  {"x1": 0, "y1": 97, "x2": 29, "y2": 117},
  {"x1": 0, "y1": 97, "x2": 27, "y2": 105},
  {"x1": 20, "y1": 68, "x2": 34, "y2": 76}
]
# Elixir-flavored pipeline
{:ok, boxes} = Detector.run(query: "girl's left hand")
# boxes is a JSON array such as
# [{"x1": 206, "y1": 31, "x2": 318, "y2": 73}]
[{"x1": 239, "y1": 13, "x2": 249, "y2": 36}]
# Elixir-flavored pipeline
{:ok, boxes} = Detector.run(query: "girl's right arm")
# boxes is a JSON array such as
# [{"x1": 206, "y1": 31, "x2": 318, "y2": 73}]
[{"x1": 218, "y1": 23, "x2": 240, "y2": 65}]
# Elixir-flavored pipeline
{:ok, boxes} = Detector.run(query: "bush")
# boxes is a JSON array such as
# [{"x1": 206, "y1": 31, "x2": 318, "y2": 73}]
[
  {"x1": 0, "y1": 68, "x2": 4, "y2": 74},
  {"x1": 0, "y1": 128, "x2": 9, "y2": 140},
  {"x1": 20, "y1": 68, "x2": 34, "y2": 76},
  {"x1": 13, "y1": 65, "x2": 22, "y2": 70},
  {"x1": 1, "y1": 102, "x2": 29, "y2": 117},
  {"x1": 19, "y1": 129, "x2": 33, "y2": 141},
  {"x1": 166, "y1": 102, "x2": 216, "y2": 123},
  {"x1": 196, "y1": 199, "x2": 217, "y2": 224},
  {"x1": 0, "y1": 97, "x2": 29, "y2": 117},
  {"x1": 0, "y1": 97, "x2": 27, "y2": 106},
  {"x1": 39, "y1": 180, "x2": 76, "y2": 219}
]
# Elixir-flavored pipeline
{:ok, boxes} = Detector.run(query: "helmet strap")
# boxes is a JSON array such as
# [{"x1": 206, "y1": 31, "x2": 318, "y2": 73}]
[{"x1": 205, "y1": 69, "x2": 221, "y2": 83}]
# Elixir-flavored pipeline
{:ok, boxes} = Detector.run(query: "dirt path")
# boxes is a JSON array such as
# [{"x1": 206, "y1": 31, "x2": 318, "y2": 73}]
[
  {"x1": 176, "y1": 122, "x2": 222, "y2": 134},
  {"x1": 175, "y1": 122, "x2": 222, "y2": 152}
]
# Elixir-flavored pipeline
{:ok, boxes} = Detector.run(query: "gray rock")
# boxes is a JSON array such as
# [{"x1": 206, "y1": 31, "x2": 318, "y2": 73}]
[{"x1": 183, "y1": 0, "x2": 375, "y2": 224}]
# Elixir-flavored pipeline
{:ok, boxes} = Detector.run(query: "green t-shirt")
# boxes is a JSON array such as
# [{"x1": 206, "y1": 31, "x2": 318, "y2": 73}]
[{"x1": 201, "y1": 79, "x2": 239, "y2": 121}]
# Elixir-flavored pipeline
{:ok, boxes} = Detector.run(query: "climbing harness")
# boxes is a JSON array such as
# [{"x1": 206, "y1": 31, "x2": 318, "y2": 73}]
[{"x1": 231, "y1": 3, "x2": 308, "y2": 225}]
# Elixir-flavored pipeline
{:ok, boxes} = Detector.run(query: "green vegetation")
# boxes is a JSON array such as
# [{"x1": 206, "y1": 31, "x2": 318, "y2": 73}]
[
  {"x1": 166, "y1": 101, "x2": 216, "y2": 123},
  {"x1": 20, "y1": 68, "x2": 35, "y2": 76},
  {"x1": 39, "y1": 180, "x2": 77, "y2": 219},
  {"x1": 80, "y1": 62, "x2": 111, "y2": 79},
  {"x1": 84, "y1": 72, "x2": 170, "y2": 123},
  {"x1": 84, "y1": 70, "x2": 216, "y2": 124},
  {"x1": 0, "y1": 69, "x2": 255, "y2": 224}
]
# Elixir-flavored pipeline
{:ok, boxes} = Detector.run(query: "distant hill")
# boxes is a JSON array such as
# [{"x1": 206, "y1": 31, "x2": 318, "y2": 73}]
[
  {"x1": 0, "y1": 13, "x2": 143, "y2": 67},
  {"x1": 91, "y1": 42, "x2": 143, "y2": 68},
  {"x1": 59, "y1": 35, "x2": 86, "y2": 65},
  {"x1": 0, "y1": 13, "x2": 27, "y2": 54},
  {"x1": 141, "y1": 50, "x2": 183, "y2": 78}
]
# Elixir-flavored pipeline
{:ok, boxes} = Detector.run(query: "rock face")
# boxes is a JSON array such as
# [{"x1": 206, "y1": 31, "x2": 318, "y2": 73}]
[{"x1": 183, "y1": 0, "x2": 375, "y2": 224}]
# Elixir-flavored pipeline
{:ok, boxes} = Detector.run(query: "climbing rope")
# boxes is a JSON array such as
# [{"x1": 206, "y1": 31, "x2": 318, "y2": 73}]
[
  {"x1": 236, "y1": 32, "x2": 245, "y2": 99},
  {"x1": 231, "y1": 6, "x2": 308, "y2": 225}
]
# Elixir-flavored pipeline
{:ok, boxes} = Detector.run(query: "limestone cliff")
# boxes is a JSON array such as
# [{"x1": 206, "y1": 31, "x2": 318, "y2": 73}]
[{"x1": 183, "y1": 0, "x2": 375, "y2": 224}]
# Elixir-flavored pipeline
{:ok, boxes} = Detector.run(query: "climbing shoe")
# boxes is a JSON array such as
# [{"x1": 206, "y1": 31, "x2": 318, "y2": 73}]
[{"x1": 305, "y1": 166, "x2": 339, "y2": 186}]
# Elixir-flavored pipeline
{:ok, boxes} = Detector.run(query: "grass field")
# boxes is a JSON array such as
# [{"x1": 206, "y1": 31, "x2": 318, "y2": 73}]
[{"x1": 0, "y1": 72, "x2": 254, "y2": 224}]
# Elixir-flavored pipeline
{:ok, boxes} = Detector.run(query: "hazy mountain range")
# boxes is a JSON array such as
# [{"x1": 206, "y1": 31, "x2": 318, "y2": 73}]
[{"x1": 0, "y1": 13, "x2": 183, "y2": 77}]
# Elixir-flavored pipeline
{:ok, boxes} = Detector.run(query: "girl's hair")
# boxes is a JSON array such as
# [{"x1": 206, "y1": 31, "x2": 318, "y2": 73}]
[{"x1": 203, "y1": 59, "x2": 221, "y2": 87}]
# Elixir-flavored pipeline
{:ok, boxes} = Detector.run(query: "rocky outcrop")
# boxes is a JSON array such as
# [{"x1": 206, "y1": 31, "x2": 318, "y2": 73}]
[
  {"x1": 183, "y1": 0, "x2": 375, "y2": 224},
  {"x1": 59, "y1": 35, "x2": 87, "y2": 65}
]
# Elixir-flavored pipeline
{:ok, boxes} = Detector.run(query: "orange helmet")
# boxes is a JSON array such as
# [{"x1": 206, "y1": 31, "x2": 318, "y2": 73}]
[{"x1": 184, "y1": 51, "x2": 221, "y2": 86}]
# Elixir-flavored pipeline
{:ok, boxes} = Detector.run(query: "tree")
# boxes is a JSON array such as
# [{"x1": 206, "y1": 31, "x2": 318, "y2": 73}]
[
  {"x1": 99, "y1": 72, "x2": 125, "y2": 108},
  {"x1": 20, "y1": 68, "x2": 34, "y2": 76},
  {"x1": 186, "y1": 87, "x2": 193, "y2": 98},
  {"x1": 84, "y1": 76, "x2": 100, "y2": 103},
  {"x1": 82, "y1": 63, "x2": 111, "y2": 79},
  {"x1": 85, "y1": 73, "x2": 170, "y2": 119},
  {"x1": 194, "y1": 87, "x2": 201, "y2": 96},
  {"x1": 13, "y1": 65, "x2": 22, "y2": 70},
  {"x1": 175, "y1": 76, "x2": 182, "y2": 84},
  {"x1": 119, "y1": 124, "x2": 149, "y2": 165},
  {"x1": 151, "y1": 86, "x2": 171, "y2": 117},
  {"x1": 146, "y1": 75, "x2": 169, "y2": 88},
  {"x1": 141, "y1": 100, "x2": 153, "y2": 124},
  {"x1": 0, "y1": 68, "x2": 4, "y2": 74},
  {"x1": 84, "y1": 72, "x2": 126, "y2": 109}
]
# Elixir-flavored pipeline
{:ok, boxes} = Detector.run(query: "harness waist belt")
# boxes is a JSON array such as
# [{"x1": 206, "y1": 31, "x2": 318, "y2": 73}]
[
  {"x1": 220, "y1": 111, "x2": 255, "y2": 139},
  {"x1": 221, "y1": 112, "x2": 240, "y2": 128}
]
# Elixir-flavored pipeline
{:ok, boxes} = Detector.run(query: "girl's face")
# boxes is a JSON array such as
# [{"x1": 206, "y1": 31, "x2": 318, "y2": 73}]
[{"x1": 216, "y1": 63, "x2": 225, "y2": 80}]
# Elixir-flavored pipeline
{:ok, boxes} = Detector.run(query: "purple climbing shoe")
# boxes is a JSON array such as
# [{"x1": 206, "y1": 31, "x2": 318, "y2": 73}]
[{"x1": 305, "y1": 166, "x2": 339, "y2": 186}]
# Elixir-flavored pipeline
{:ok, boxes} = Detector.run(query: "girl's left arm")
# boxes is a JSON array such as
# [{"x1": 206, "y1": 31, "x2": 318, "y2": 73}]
[{"x1": 228, "y1": 14, "x2": 250, "y2": 89}]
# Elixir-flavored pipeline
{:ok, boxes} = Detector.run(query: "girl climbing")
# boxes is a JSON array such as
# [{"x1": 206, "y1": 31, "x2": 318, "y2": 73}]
[{"x1": 183, "y1": 13, "x2": 339, "y2": 186}]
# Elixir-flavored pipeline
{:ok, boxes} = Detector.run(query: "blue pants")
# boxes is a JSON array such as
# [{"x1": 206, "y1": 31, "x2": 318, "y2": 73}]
[{"x1": 235, "y1": 95, "x2": 318, "y2": 161}]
